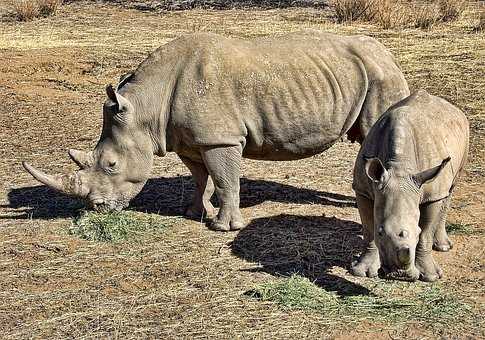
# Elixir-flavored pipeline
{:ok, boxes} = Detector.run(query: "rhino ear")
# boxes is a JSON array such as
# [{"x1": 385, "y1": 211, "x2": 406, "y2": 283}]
[
  {"x1": 413, "y1": 157, "x2": 451, "y2": 187},
  {"x1": 364, "y1": 157, "x2": 389, "y2": 189},
  {"x1": 105, "y1": 84, "x2": 132, "y2": 113}
]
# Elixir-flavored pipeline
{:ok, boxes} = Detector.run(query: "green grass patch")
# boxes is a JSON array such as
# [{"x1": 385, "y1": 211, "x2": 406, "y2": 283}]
[
  {"x1": 446, "y1": 222, "x2": 482, "y2": 235},
  {"x1": 70, "y1": 211, "x2": 178, "y2": 242},
  {"x1": 247, "y1": 274, "x2": 472, "y2": 326}
]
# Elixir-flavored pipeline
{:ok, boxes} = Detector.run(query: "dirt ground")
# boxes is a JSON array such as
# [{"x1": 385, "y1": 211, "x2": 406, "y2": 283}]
[{"x1": 0, "y1": 1, "x2": 484, "y2": 338}]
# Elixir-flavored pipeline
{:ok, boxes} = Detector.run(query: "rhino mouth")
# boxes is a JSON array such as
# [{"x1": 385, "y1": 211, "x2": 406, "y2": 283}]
[
  {"x1": 379, "y1": 265, "x2": 420, "y2": 282},
  {"x1": 89, "y1": 198, "x2": 128, "y2": 213}
]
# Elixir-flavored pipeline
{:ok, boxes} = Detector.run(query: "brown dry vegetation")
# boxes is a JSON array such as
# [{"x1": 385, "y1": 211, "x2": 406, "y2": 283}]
[{"x1": 0, "y1": 0, "x2": 484, "y2": 338}]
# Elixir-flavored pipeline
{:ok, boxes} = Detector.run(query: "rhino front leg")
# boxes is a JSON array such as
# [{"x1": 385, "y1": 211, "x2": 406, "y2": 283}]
[
  {"x1": 179, "y1": 155, "x2": 216, "y2": 220},
  {"x1": 351, "y1": 194, "x2": 380, "y2": 278},
  {"x1": 201, "y1": 145, "x2": 244, "y2": 232},
  {"x1": 433, "y1": 195, "x2": 453, "y2": 252},
  {"x1": 416, "y1": 200, "x2": 444, "y2": 282}
]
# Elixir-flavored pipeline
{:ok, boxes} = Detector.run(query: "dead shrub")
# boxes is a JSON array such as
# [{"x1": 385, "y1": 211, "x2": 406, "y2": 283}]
[
  {"x1": 11, "y1": 0, "x2": 62, "y2": 21},
  {"x1": 438, "y1": 0, "x2": 466, "y2": 22}
]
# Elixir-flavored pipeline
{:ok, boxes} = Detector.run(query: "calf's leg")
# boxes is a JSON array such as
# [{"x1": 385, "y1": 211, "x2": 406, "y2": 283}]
[
  {"x1": 201, "y1": 145, "x2": 244, "y2": 231},
  {"x1": 416, "y1": 200, "x2": 444, "y2": 282},
  {"x1": 179, "y1": 155, "x2": 216, "y2": 220},
  {"x1": 433, "y1": 195, "x2": 453, "y2": 252},
  {"x1": 351, "y1": 194, "x2": 380, "y2": 277}
]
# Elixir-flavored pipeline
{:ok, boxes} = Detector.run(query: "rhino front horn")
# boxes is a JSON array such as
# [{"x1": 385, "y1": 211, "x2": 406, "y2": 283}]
[{"x1": 22, "y1": 162, "x2": 88, "y2": 198}]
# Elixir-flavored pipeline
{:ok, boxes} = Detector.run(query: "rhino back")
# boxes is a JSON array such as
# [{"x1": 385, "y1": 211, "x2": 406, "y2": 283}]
[
  {"x1": 168, "y1": 32, "x2": 387, "y2": 160},
  {"x1": 353, "y1": 90, "x2": 469, "y2": 202}
]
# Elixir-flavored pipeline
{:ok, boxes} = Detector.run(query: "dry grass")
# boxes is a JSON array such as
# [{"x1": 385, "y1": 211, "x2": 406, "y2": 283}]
[
  {"x1": 330, "y1": 0, "x2": 375, "y2": 23},
  {"x1": 413, "y1": 4, "x2": 441, "y2": 29},
  {"x1": 329, "y1": 0, "x2": 471, "y2": 29},
  {"x1": 11, "y1": 0, "x2": 61, "y2": 21},
  {"x1": 249, "y1": 274, "x2": 473, "y2": 326},
  {"x1": 12, "y1": 0, "x2": 39, "y2": 21},
  {"x1": 438, "y1": 0, "x2": 466, "y2": 22}
]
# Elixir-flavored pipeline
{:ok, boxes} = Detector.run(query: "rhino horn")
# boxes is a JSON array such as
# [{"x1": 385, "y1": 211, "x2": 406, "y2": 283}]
[
  {"x1": 68, "y1": 149, "x2": 93, "y2": 169},
  {"x1": 22, "y1": 162, "x2": 88, "y2": 197}
]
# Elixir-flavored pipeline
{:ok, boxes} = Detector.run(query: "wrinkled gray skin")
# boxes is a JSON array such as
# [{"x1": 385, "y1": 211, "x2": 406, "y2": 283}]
[
  {"x1": 352, "y1": 90, "x2": 469, "y2": 282},
  {"x1": 24, "y1": 30, "x2": 410, "y2": 230}
]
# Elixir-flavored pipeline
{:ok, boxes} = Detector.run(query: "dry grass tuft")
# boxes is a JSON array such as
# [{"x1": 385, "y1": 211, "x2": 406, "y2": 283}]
[
  {"x1": 330, "y1": 0, "x2": 471, "y2": 30},
  {"x1": 38, "y1": 0, "x2": 62, "y2": 17},
  {"x1": 372, "y1": 0, "x2": 410, "y2": 29},
  {"x1": 11, "y1": 0, "x2": 62, "y2": 21},
  {"x1": 12, "y1": 0, "x2": 39, "y2": 21},
  {"x1": 476, "y1": 10, "x2": 485, "y2": 31},
  {"x1": 438, "y1": 0, "x2": 466, "y2": 22},
  {"x1": 330, "y1": 0, "x2": 375, "y2": 23},
  {"x1": 413, "y1": 4, "x2": 441, "y2": 29},
  {"x1": 70, "y1": 210, "x2": 178, "y2": 242}
]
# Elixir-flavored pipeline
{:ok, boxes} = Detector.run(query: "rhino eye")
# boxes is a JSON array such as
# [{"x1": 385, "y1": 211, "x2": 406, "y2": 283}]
[
  {"x1": 377, "y1": 225, "x2": 385, "y2": 237},
  {"x1": 108, "y1": 161, "x2": 117, "y2": 168}
]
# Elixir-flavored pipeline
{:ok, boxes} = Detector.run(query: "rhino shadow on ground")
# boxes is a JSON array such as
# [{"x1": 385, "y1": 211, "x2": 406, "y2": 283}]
[
  {"x1": 231, "y1": 213, "x2": 369, "y2": 297},
  {"x1": 2, "y1": 176, "x2": 355, "y2": 219}
]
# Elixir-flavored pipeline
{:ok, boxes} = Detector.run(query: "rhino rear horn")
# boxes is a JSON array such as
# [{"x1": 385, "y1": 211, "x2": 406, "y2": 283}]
[
  {"x1": 413, "y1": 157, "x2": 451, "y2": 187},
  {"x1": 68, "y1": 149, "x2": 93, "y2": 169},
  {"x1": 22, "y1": 162, "x2": 88, "y2": 198}
]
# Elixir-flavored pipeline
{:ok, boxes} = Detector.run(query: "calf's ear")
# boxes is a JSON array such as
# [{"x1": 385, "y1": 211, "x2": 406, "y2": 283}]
[
  {"x1": 412, "y1": 157, "x2": 451, "y2": 187},
  {"x1": 364, "y1": 157, "x2": 389, "y2": 189}
]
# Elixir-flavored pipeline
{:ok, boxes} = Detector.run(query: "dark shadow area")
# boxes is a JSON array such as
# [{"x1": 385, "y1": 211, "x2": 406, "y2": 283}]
[
  {"x1": 231, "y1": 213, "x2": 368, "y2": 297},
  {"x1": 0, "y1": 185, "x2": 85, "y2": 219},
  {"x1": 2, "y1": 176, "x2": 355, "y2": 220}
]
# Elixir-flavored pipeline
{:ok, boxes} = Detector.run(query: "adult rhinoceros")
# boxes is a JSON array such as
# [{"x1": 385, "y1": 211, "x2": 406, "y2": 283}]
[{"x1": 23, "y1": 30, "x2": 409, "y2": 231}]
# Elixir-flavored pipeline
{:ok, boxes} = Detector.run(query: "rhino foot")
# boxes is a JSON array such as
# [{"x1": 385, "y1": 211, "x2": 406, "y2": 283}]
[
  {"x1": 208, "y1": 215, "x2": 245, "y2": 232},
  {"x1": 416, "y1": 254, "x2": 443, "y2": 282},
  {"x1": 433, "y1": 235, "x2": 453, "y2": 252},
  {"x1": 351, "y1": 249, "x2": 380, "y2": 278}
]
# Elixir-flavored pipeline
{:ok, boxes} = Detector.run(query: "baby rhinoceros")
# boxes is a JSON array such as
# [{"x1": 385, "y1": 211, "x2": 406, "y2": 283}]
[{"x1": 351, "y1": 90, "x2": 469, "y2": 282}]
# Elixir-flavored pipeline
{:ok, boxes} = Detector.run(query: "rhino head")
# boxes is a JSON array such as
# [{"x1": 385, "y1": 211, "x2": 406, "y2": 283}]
[
  {"x1": 23, "y1": 84, "x2": 154, "y2": 212},
  {"x1": 364, "y1": 156, "x2": 450, "y2": 281}
]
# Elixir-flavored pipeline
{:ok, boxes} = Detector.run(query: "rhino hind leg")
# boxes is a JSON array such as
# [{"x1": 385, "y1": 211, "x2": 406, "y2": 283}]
[
  {"x1": 202, "y1": 145, "x2": 245, "y2": 232},
  {"x1": 417, "y1": 201, "x2": 445, "y2": 282},
  {"x1": 432, "y1": 196, "x2": 453, "y2": 252},
  {"x1": 351, "y1": 194, "x2": 380, "y2": 278},
  {"x1": 179, "y1": 156, "x2": 216, "y2": 220}
]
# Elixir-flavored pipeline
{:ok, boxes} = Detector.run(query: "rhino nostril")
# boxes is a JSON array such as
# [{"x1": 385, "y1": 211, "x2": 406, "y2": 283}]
[{"x1": 398, "y1": 230, "x2": 408, "y2": 238}]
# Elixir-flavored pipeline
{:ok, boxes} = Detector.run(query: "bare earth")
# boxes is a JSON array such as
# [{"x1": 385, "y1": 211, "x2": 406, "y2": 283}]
[{"x1": 0, "y1": 1, "x2": 484, "y2": 338}]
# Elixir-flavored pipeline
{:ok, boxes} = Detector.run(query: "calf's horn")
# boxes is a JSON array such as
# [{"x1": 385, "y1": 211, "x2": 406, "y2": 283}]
[{"x1": 22, "y1": 162, "x2": 88, "y2": 197}]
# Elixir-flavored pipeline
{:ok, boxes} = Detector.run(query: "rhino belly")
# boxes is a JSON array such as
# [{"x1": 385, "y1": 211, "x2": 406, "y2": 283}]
[{"x1": 242, "y1": 115, "x2": 345, "y2": 161}]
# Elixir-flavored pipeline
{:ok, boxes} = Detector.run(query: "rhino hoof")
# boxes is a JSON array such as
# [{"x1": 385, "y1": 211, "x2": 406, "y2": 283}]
[
  {"x1": 208, "y1": 220, "x2": 231, "y2": 232},
  {"x1": 230, "y1": 220, "x2": 245, "y2": 231}
]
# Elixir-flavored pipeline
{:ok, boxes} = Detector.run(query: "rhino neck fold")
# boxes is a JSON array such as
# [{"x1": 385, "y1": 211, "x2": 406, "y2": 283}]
[{"x1": 121, "y1": 80, "x2": 172, "y2": 158}]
